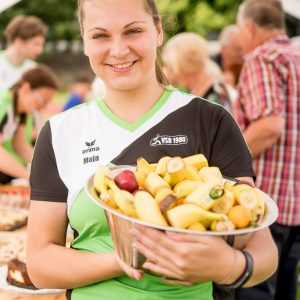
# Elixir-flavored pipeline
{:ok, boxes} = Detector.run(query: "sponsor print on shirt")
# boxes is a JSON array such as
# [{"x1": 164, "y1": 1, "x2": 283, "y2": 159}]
[
  {"x1": 150, "y1": 134, "x2": 188, "y2": 146},
  {"x1": 82, "y1": 139, "x2": 100, "y2": 164}
]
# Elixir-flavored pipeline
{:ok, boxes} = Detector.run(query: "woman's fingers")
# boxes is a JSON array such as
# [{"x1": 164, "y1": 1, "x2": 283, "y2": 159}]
[
  {"x1": 132, "y1": 235, "x2": 181, "y2": 276},
  {"x1": 142, "y1": 261, "x2": 183, "y2": 281},
  {"x1": 115, "y1": 253, "x2": 143, "y2": 280}
]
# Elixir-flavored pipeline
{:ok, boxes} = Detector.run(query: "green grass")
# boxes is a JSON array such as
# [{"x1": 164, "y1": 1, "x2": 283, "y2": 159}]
[{"x1": 53, "y1": 90, "x2": 68, "y2": 104}]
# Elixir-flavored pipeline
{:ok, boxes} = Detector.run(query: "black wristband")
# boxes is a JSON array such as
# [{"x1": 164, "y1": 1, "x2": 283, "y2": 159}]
[{"x1": 216, "y1": 250, "x2": 254, "y2": 292}]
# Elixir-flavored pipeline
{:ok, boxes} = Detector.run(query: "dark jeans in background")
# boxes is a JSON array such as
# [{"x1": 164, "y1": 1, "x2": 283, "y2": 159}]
[{"x1": 235, "y1": 223, "x2": 300, "y2": 300}]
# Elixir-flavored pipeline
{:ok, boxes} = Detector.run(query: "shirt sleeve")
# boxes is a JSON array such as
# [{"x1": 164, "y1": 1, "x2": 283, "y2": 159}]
[
  {"x1": 207, "y1": 105, "x2": 256, "y2": 180},
  {"x1": 30, "y1": 121, "x2": 68, "y2": 202},
  {"x1": 237, "y1": 55, "x2": 285, "y2": 123}
]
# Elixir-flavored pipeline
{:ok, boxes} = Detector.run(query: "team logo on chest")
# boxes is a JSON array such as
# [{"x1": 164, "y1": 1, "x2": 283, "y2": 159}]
[
  {"x1": 82, "y1": 139, "x2": 100, "y2": 164},
  {"x1": 150, "y1": 134, "x2": 188, "y2": 146}
]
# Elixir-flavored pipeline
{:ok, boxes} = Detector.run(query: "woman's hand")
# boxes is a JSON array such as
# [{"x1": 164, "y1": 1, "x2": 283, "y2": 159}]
[
  {"x1": 131, "y1": 225, "x2": 236, "y2": 283},
  {"x1": 115, "y1": 253, "x2": 144, "y2": 280}
]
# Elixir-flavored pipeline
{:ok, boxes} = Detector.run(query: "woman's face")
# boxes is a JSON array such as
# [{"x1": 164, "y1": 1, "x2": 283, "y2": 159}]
[
  {"x1": 82, "y1": 0, "x2": 162, "y2": 92},
  {"x1": 18, "y1": 85, "x2": 56, "y2": 114}
]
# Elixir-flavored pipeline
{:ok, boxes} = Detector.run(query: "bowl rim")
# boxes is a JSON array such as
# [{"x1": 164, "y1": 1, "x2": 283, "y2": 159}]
[{"x1": 85, "y1": 166, "x2": 279, "y2": 236}]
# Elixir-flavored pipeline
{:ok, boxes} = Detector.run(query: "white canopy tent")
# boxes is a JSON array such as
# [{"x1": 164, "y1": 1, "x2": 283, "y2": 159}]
[
  {"x1": 0, "y1": 0, "x2": 22, "y2": 13},
  {"x1": 282, "y1": 0, "x2": 300, "y2": 20}
]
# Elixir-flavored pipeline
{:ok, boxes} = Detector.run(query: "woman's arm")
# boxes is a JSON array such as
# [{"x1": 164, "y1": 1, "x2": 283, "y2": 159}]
[
  {"x1": 13, "y1": 124, "x2": 33, "y2": 163},
  {"x1": 131, "y1": 176, "x2": 278, "y2": 286},
  {"x1": 238, "y1": 227, "x2": 278, "y2": 286},
  {"x1": 132, "y1": 226, "x2": 277, "y2": 287},
  {"x1": 0, "y1": 134, "x2": 29, "y2": 180},
  {"x1": 27, "y1": 200, "x2": 141, "y2": 289}
]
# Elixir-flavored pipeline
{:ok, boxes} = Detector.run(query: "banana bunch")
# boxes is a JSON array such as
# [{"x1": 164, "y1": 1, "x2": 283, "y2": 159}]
[{"x1": 92, "y1": 154, "x2": 266, "y2": 232}]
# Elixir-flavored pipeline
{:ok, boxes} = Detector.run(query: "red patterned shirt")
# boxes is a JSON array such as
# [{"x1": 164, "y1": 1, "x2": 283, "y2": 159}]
[{"x1": 234, "y1": 34, "x2": 300, "y2": 225}]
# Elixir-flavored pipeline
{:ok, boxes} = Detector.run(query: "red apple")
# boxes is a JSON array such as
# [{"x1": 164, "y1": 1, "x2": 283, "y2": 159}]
[{"x1": 114, "y1": 170, "x2": 139, "y2": 193}]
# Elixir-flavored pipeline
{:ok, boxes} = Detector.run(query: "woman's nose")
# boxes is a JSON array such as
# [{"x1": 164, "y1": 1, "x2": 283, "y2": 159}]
[{"x1": 109, "y1": 37, "x2": 130, "y2": 58}]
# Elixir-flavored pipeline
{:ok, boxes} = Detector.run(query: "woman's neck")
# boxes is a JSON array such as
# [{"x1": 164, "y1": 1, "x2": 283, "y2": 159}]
[{"x1": 103, "y1": 80, "x2": 165, "y2": 124}]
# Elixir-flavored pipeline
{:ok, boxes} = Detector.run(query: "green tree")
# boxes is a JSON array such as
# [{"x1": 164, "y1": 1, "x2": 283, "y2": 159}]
[
  {"x1": 157, "y1": 0, "x2": 243, "y2": 39},
  {"x1": 0, "y1": 0, "x2": 243, "y2": 43},
  {"x1": 0, "y1": 0, "x2": 80, "y2": 44}
]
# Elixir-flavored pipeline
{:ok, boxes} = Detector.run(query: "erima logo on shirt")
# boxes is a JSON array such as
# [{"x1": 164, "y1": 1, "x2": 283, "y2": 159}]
[
  {"x1": 150, "y1": 134, "x2": 188, "y2": 146},
  {"x1": 82, "y1": 139, "x2": 100, "y2": 164}
]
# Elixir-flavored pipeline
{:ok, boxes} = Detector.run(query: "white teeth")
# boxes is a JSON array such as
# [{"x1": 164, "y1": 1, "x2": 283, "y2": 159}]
[{"x1": 112, "y1": 61, "x2": 134, "y2": 69}]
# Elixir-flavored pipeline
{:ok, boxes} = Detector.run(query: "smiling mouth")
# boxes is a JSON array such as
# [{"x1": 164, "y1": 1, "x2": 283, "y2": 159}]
[{"x1": 109, "y1": 61, "x2": 136, "y2": 69}]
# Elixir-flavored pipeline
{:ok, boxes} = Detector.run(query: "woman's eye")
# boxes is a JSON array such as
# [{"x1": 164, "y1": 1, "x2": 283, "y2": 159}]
[
  {"x1": 93, "y1": 33, "x2": 109, "y2": 39},
  {"x1": 126, "y1": 28, "x2": 142, "y2": 35}
]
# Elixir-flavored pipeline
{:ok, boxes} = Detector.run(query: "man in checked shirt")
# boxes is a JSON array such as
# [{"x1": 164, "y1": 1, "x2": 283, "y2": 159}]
[{"x1": 233, "y1": 1, "x2": 300, "y2": 300}]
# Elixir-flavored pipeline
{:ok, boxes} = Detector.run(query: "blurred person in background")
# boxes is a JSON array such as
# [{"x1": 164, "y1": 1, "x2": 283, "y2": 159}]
[
  {"x1": 162, "y1": 32, "x2": 235, "y2": 111},
  {"x1": 234, "y1": 0, "x2": 300, "y2": 299},
  {"x1": 0, "y1": 65, "x2": 58, "y2": 184},
  {"x1": 62, "y1": 73, "x2": 93, "y2": 111},
  {"x1": 0, "y1": 15, "x2": 49, "y2": 149},
  {"x1": 0, "y1": 15, "x2": 48, "y2": 91},
  {"x1": 213, "y1": 25, "x2": 244, "y2": 88}
]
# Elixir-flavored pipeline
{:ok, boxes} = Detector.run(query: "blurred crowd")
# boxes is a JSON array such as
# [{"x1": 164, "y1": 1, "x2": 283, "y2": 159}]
[{"x1": 0, "y1": 0, "x2": 299, "y2": 299}]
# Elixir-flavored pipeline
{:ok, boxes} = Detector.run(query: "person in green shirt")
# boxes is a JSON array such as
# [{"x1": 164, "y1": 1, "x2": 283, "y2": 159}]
[
  {"x1": 27, "y1": 1, "x2": 278, "y2": 300},
  {"x1": 0, "y1": 64, "x2": 58, "y2": 184}
]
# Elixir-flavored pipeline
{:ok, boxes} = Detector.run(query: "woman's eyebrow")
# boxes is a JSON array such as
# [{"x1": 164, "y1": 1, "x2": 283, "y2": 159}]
[
  {"x1": 88, "y1": 21, "x2": 146, "y2": 32},
  {"x1": 124, "y1": 21, "x2": 146, "y2": 28}
]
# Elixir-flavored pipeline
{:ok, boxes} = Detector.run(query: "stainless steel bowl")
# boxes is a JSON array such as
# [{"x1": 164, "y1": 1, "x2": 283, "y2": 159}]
[{"x1": 85, "y1": 166, "x2": 278, "y2": 271}]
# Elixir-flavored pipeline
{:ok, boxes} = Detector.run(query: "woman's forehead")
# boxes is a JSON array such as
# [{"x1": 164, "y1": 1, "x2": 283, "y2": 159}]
[
  {"x1": 82, "y1": 0, "x2": 147, "y2": 17},
  {"x1": 82, "y1": 0, "x2": 150, "y2": 28}
]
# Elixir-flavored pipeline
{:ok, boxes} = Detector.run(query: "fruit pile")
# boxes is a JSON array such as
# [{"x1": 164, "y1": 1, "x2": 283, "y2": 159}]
[{"x1": 92, "y1": 154, "x2": 266, "y2": 232}]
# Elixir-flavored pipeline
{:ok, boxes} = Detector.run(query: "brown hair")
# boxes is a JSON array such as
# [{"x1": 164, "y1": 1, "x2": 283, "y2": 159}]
[
  {"x1": 4, "y1": 15, "x2": 48, "y2": 44},
  {"x1": 76, "y1": 0, "x2": 168, "y2": 86},
  {"x1": 14, "y1": 64, "x2": 58, "y2": 91},
  {"x1": 12, "y1": 65, "x2": 58, "y2": 116},
  {"x1": 240, "y1": 0, "x2": 285, "y2": 30}
]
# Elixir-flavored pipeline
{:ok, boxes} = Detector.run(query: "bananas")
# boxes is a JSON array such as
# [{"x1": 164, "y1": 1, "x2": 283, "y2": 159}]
[
  {"x1": 92, "y1": 154, "x2": 267, "y2": 232},
  {"x1": 183, "y1": 154, "x2": 208, "y2": 170},
  {"x1": 107, "y1": 180, "x2": 137, "y2": 218},
  {"x1": 250, "y1": 189, "x2": 266, "y2": 226},
  {"x1": 134, "y1": 191, "x2": 168, "y2": 226},
  {"x1": 233, "y1": 184, "x2": 257, "y2": 209},
  {"x1": 184, "y1": 179, "x2": 222, "y2": 210},
  {"x1": 173, "y1": 180, "x2": 202, "y2": 198},
  {"x1": 145, "y1": 172, "x2": 170, "y2": 196},
  {"x1": 155, "y1": 188, "x2": 177, "y2": 213},
  {"x1": 93, "y1": 166, "x2": 113, "y2": 202},
  {"x1": 167, "y1": 204, "x2": 227, "y2": 229},
  {"x1": 211, "y1": 190, "x2": 235, "y2": 214}
]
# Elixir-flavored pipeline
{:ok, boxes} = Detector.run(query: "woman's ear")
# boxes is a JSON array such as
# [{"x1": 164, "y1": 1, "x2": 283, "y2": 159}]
[{"x1": 156, "y1": 19, "x2": 164, "y2": 47}]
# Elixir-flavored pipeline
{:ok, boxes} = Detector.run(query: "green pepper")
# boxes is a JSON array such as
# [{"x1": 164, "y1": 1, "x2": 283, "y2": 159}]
[{"x1": 209, "y1": 185, "x2": 225, "y2": 199}]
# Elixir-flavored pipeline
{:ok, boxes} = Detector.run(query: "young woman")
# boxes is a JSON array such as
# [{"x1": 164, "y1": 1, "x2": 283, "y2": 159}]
[
  {"x1": 0, "y1": 65, "x2": 57, "y2": 184},
  {"x1": 27, "y1": 1, "x2": 278, "y2": 299}
]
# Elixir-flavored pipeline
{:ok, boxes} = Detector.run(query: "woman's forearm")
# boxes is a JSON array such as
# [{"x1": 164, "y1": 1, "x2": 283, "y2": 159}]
[
  {"x1": 0, "y1": 146, "x2": 29, "y2": 179},
  {"x1": 27, "y1": 245, "x2": 123, "y2": 289},
  {"x1": 242, "y1": 228, "x2": 278, "y2": 287}
]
